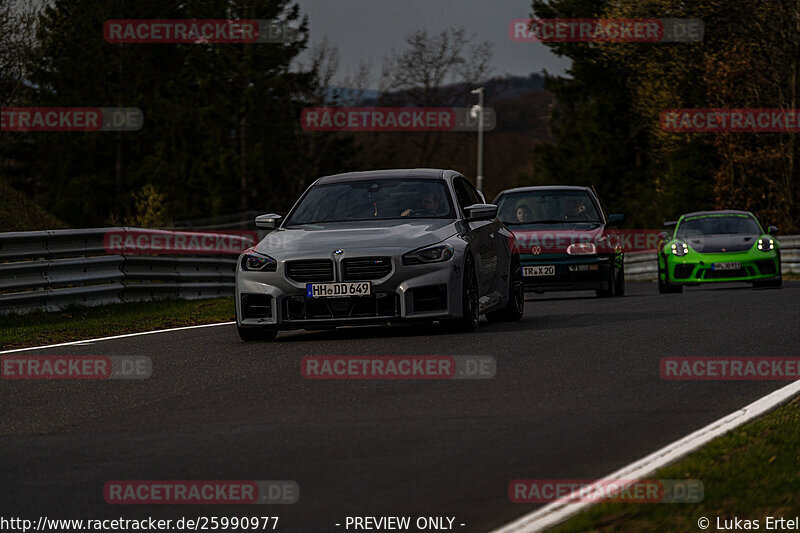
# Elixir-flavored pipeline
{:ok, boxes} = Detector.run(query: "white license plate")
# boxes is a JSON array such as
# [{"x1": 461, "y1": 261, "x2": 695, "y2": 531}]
[
  {"x1": 523, "y1": 265, "x2": 555, "y2": 277},
  {"x1": 306, "y1": 282, "x2": 371, "y2": 298},
  {"x1": 712, "y1": 262, "x2": 741, "y2": 271}
]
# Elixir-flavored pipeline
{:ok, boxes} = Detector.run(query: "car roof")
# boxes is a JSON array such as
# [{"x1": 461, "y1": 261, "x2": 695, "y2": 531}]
[
  {"x1": 314, "y1": 168, "x2": 460, "y2": 185},
  {"x1": 497, "y1": 185, "x2": 592, "y2": 195},
  {"x1": 680, "y1": 210, "x2": 754, "y2": 219}
]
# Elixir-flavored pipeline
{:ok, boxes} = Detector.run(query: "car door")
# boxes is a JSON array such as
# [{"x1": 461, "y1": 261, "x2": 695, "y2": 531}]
[
  {"x1": 465, "y1": 178, "x2": 505, "y2": 296},
  {"x1": 454, "y1": 177, "x2": 498, "y2": 298}
]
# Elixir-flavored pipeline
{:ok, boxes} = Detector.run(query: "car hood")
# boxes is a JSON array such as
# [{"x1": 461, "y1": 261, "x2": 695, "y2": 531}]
[
  {"x1": 509, "y1": 223, "x2": 606, "y2": 253},
  {"x1": 682, "y1": 234, "x2": 759, "y2": 253},
  {"x1": 254, "y1": 219, "x2": 458, "y2": 257}
]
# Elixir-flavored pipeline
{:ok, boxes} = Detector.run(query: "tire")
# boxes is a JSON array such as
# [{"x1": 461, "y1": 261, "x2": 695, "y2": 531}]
[
  {"x1": 596, "y1": 264, "x2": 615, "y2": 298},
  {"x1": 441, "y1": 253, "x2": 480, "y2": 332},
  {"x1": 658, "y1": 260, "x2": 667, "y2": 294},
  {"x1": 613, "y1": 263, "x2": 625, "y2": 297},
  {"x1": 237, "y1": 325, "x2": 278, "y2": 342},
  {"x1": 487, "y1": 255, "x2": 524, "y2": 322}
]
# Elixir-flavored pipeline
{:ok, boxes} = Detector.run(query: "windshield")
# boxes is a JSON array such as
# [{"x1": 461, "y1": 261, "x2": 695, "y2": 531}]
[
  {"x1": 496, "y1": 190, "x2": 601, "y2": 224},
  {"x1": 676, "y1": 215, "x2": 762, "y2": 238},
  {"x1": 285, "y1": 178, "x2": 455, "y2": 225}
]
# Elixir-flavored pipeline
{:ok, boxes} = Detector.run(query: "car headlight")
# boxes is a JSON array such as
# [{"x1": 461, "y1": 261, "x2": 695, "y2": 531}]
[
  {"x1": 241, "y1": 252, "x2": 277, "y2": 271},
  {"x1": 670, "y1": 241, "x2": 689, "y2": 256},
  {"x1": 566, "y1": 242, "x2": 596, "y2": 255},
  {"x1": 757, "y1": 237, "x2": 775, "y2": 251},
  {"x1": 402, "y1": 243, "x2": 454, "y2": 265}
]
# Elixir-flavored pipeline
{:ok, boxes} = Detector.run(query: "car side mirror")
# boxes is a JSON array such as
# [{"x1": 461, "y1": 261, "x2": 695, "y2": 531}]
[
  {"x1": 768, "y1": 225, "x2": 779, "y2": 235},
  {"x1": 464, "y1": 203, "x2": 498, "y2": 221},
  {"x1": 657, "y1": 231, "x2": 669, "y2": 241},
  {"x1": 607, "y1": 213, "x2": 624, "y2": 225},
  {"x1": 255, "y1": 213, "x2": 282, "y2": 230}
]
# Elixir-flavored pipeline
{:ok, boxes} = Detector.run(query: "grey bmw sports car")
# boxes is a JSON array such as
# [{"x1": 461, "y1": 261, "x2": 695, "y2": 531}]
[{"x1": 235, "y1": 169, "x2": 523, "y2": 341}]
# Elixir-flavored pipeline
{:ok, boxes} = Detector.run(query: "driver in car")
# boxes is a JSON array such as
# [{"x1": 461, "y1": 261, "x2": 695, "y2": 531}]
[
  {"x1": 564, "y1": 199, "x2": 591, "y2": 221},
  {"x1": 401, "y1": 190, "x2": 439, "y2": 217}
]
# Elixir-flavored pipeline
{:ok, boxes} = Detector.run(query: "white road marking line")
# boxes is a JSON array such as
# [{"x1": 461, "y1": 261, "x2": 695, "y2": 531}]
[
  {"x1": 492, "y1": 378, "x2": 800, "y2": 532},
  {"x1": 0, "y1": 322, "x2": 235, "y2": 354}
]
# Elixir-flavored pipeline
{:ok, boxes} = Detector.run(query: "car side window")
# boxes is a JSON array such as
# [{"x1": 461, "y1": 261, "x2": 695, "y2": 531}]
[
  {"x1": 464, "y1": 179, "x2": 483, "y2": 205},
  {"x1": 592, "y1": 192, "x2": 609, "y2": 221},
  {"x1": 453, "y1": 179, "x2": 473, "y2": 212}
]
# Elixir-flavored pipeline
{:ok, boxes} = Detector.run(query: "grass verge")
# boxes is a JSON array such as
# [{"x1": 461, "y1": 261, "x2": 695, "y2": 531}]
[
  {"x1": 0, "y1": 298, "x2": 234, "y2": 350},
  {"x1": 550, "y1": 395, "x2": 800, "y2": 532}
]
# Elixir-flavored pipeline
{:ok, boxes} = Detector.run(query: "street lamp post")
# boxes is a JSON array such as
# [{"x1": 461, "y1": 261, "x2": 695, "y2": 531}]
[{"x1": 470, "y1": 87, "x2": 485, "y2": 193}]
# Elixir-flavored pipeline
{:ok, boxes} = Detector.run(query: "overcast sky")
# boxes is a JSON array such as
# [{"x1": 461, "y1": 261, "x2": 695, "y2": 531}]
[{"x1": 295, "y1": 0, "x2": 571, "y2": 88}]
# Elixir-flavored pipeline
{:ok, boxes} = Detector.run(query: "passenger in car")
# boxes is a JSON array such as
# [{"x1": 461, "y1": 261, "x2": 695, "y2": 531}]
[{"x1": 515, "y1": 204, "x2": 532, "y2": 223}]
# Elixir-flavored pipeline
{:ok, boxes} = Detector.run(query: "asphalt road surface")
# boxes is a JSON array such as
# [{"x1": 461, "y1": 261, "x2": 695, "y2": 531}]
[{"x1": 2, "y1": 281, "x2": 799, "y2": 532}]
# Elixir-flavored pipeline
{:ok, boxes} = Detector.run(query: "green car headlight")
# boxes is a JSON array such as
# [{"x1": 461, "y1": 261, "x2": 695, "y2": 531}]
[
  {"x1": 757, "y1": 238, "x2": 775, "y2": 251},
  {"x1": 670, "y1": 241, "x2": 689, "y2": 256}
]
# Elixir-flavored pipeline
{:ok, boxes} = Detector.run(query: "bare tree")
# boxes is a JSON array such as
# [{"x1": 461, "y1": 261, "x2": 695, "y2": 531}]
[
  {"x1": 291, "y1": 39, "x2": 364, "y2": 196},
  {"x1": 379, "y1": 27, "x2": 493, "y2": 107},
  {"x1": 377, "y1": 27, "x2": 493, "y2": 166},
  {"x1": 0, "y1": 0, "x2": 40, "y2": 107}
]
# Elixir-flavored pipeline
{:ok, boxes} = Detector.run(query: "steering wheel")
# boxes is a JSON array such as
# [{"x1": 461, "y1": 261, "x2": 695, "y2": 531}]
[{"x1": 406, "y1": 208, "x2": 436, "y2": 216}]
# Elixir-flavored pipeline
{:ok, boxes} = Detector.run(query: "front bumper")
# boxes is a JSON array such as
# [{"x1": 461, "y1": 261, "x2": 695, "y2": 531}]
[
  {"x1": 666, "y1": 251, "x2": 780, "y2": 284},
  {"x1": 521, "y1": 254, "x2": 613, "y2": 292},
  {"x1": 235, "y1": 254, "x2": 463, "y2": 329}
]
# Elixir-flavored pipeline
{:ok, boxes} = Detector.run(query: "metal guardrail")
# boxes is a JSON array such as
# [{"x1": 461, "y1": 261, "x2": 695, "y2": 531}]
[
  {"x1": 1, "y1": 228, "x2": 796, "y2": 314},
  {"x1": 624, "y1": 236, "x2": 800, "y2": 281},
  {"x1": 0, "y1": 228, "x2": 247, "y2": 315}
]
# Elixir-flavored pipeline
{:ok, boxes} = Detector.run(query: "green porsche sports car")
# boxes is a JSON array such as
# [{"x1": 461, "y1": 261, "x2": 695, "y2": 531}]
[{"x1": 658, "y1": 210, "x2": 782, "y2": 293}]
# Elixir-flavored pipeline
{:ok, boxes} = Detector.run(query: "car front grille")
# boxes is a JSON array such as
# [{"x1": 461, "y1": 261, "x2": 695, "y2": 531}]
[
  {"x1": 411, "y1": 285, "x2": 448, "y2": 312},
  {"x1": 342, "y1": 257, "x2": 392, "y2": 280},
  {"x1": 283, "y1": 293, "x2": 400, "y2": 321},
  {"x1": 673, "y1": 264, "x2": 695, "y2": 279},
  {"x1": 285, "y1": 260, "x2": 334, "y2": 282},
  {"x1": 756, "y1": 259, "x2": 777, "y2": 275},
  {"x1": 241, "y1": 293, "x2": 272, "y2": 319}
]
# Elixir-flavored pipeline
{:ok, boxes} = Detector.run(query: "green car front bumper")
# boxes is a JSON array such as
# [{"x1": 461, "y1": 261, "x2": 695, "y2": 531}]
[{"x1": 660, "y1": 248, "x2": 780, "y2": 284}]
